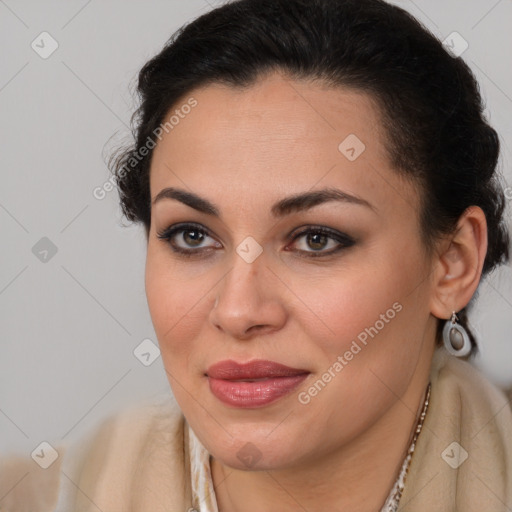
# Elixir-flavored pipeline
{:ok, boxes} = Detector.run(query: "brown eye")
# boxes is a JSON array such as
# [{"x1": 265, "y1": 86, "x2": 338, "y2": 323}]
[
  {"x1": 288, "y1": 227, "x2": 355, "y2": 257},
  {"x1": 156, "y1": 223, "x2": 221, "y2": 256},
  {"x1": 303, "y1": 232, "x2": 330, "y2": 251},
  {"x1": 182, "y1": 229, "x2": 206, "y2": 247}
]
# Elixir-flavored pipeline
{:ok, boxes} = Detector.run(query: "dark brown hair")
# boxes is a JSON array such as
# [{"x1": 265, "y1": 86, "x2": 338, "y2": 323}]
[{"x1": 109, "y1": 0, "x2": 510, "y2": 354}]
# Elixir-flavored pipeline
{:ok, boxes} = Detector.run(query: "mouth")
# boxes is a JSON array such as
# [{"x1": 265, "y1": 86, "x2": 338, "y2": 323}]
[{"x1": 206, "y1": 359, "x2": 310, "y2": 408}]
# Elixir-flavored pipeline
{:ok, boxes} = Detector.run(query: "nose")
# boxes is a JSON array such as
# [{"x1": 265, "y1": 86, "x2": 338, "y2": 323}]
[{"x1": 209, "y1": 251, "x2": 287, "y2": 340}]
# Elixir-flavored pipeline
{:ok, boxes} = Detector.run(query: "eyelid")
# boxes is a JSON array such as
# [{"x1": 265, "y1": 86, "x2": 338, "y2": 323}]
[
  {"x1": 156, "y1": 222, "x2": 219, "y2": 254},
  {"x1": 286, "y1": 224, "x2": 355, "y2": 244},
  {"x1": 156, "y1": 222, "x2": 355, "y2": 257},
  {"x1": 285, "y1": 225, "x2": 355, "y2": 257}
]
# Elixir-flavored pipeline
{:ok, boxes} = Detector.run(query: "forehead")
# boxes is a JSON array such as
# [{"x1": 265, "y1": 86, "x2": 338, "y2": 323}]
[
  {"x1": 157, "y1": 72, "x2": 384, "y2": 148},
  {"x1": 149, "y1": 72, "x2": 417, "y2": 219}
]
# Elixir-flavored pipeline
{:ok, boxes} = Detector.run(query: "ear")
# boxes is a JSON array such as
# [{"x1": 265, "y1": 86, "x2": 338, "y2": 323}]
[{"x1": 429, "y1": 206, "x2": 488, "y2": 320}]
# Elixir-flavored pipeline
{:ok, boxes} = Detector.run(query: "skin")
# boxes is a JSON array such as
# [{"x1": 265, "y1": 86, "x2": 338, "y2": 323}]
[{"x1": 145, "y1": 71, "x2": 488, "y2": 512}]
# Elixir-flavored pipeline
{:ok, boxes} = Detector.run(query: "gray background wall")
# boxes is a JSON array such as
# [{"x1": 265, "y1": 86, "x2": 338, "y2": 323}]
[{"x1": 1, "y1": 0, "x2": 511, "y2": 457}]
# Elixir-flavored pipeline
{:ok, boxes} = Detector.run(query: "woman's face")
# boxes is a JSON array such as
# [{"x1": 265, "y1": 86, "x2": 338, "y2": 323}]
[{"x1": 145, "y1": 72, "x2": 437, "y2": 471}]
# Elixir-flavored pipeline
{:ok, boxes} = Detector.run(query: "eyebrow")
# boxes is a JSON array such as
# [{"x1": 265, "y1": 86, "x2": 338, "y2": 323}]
[{"x1": 152, "y1": 186, "x2": 376, "y2": 217}]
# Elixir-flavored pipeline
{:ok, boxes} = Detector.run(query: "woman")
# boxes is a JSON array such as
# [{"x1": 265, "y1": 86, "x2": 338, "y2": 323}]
[{"x1": 1, "y1": 0, "x2": 511, "y2": 510}]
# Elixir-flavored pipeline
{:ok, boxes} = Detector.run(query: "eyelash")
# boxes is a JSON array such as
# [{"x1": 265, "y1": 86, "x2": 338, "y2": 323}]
[{"x1": 156, "y1": 222, "x2": 355, "y2": 259}]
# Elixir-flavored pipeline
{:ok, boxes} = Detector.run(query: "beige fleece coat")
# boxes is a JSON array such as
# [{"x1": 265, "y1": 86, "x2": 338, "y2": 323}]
[{"x1": 1, "y1": 346, "x2": 511, "y2": 511}]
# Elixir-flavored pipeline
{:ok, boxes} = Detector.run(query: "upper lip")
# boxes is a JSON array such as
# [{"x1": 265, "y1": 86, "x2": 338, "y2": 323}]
[{"x1": 206, "y1": 359, "x2": 309, "y2": 380}]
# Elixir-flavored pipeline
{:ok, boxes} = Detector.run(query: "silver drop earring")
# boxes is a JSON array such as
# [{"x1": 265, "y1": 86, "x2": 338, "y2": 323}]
[{"x1": 442, "y1": 311, "x2": 472, "y2": 357}]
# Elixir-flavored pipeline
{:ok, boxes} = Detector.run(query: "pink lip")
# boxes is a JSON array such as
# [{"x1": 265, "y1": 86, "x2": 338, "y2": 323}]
[{"x1": 206, "y1": 359, "x2": 309, "y2": 408}]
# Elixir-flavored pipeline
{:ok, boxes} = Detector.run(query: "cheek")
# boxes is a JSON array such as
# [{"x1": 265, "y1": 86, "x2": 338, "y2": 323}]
[
  {"x1": 145, "y1": 248, "x2": 208, "y2": 364},
  {"x1": 291, "y1": 238, "x2": 431, "y2": 404},
  {"x1": 291, "y1": 256, "x2": 414, "y2": 356},
  {"x1": 145, "y1": 253, "x2": 212, "y2": 410},
  {"x1": 289, "y1": 271, "x2": 429, "y2": 446},
  {"x1": 305, "y1": 243, "x2": 429, "y2": 378}
]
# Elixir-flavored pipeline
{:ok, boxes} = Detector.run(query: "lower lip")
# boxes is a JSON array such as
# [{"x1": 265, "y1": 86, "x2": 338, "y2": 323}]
[{"x1": 208, "y1": 374, "x2": 309, "y2": 408}]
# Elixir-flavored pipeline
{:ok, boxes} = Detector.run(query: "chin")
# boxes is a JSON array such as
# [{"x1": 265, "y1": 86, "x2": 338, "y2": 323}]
[
  {"x1": 199, "y1": 424, "x2": 308, "y2": 472},
  {"x1": 214, "y1": 445, "x2": 297, "y2": 472}
]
